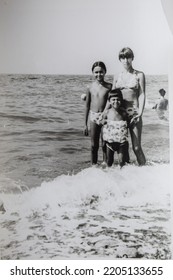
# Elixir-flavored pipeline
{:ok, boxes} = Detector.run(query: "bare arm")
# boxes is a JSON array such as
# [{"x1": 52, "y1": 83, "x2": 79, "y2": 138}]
[
  {"x1": 83, "y1": 88, "x2": 91, "y2": 136},
  {"x1": 112, "y1": 75, "x2": 117, "y2": 89},
  {"x1": 102, "y1": 99, "x2": 111, "y2": 118},
  {"x1": 137, "y1": 71, "x2": 146, "y2": 117},
  {"x1": 130, "y1": 71, "x2": 145, "y2": 125},
  {"x1": 102, "y1": 84, "x2": 112, "y2": 116}
]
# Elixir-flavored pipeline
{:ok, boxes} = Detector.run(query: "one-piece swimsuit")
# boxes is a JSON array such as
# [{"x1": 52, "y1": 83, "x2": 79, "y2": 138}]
[{"x1": 102, "y1": 120, "x2": 128, "y2": 152}]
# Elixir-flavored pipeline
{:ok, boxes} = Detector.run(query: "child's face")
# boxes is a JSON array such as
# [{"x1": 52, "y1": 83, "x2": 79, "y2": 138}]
[
  {"x1": 93, "y1": 66, "x2": 106, "y2": 82},
  {"x1": 110, "y1": 97, "x2": 121, "y2": 109}
]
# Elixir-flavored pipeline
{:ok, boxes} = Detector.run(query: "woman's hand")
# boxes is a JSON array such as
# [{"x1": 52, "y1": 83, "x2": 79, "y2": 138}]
[{"x1": 130, "y1": 115, "x2": 140, "y2": 125}]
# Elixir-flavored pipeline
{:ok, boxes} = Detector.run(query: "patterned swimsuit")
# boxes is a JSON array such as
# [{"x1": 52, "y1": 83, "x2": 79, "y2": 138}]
[
  {"x1": 116, "y1": 70, "x2": 139, "y2": 90},
  {"x1": 116, "y1": 71, "x2": 139, "y2": 119},
  {"x1": 102, "y1": 120, "x2": 128, "y2": 152},
  {"x1": 90, "y1": 110, "x2": 104, "y2": 125},
  {"x1": 102, "y1": 120, "x2": 128, "y2": 143}
]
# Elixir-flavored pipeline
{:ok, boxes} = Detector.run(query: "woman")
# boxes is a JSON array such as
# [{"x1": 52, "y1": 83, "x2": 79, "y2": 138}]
[{"x1": 113, "y1": 47, "x2": 146, "y2": 165}]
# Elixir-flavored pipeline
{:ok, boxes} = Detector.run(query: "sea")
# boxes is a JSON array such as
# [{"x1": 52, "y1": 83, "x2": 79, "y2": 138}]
[{"x1": 0, "y1": 74, "x2": 171, "y2": 259}]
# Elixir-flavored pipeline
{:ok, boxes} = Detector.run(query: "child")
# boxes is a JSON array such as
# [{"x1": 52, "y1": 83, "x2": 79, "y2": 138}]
[
  {"x1": 102, "y1": 89, "x2": 129, "y2": 167},
  {"x1": 83, "y1": 61, "x2": 112, "y2": 165},
  {"x1": 152, "y1": 88, "x2": 168, "y2": 120}
]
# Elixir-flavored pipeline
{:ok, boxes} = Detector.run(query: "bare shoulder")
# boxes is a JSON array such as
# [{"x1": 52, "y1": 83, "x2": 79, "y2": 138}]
[
  {"x1": 86, "y1": 84, "x2": 90, "y2": 91},
  {"x1": 135, "y1": 69, "x2": 145, "y2": 79},
  {"x1": 104, "y1": 81, "x2": 112, "y2": 90},
  {"x1": 88, "y1": 81, "x2": 95, "y2": 92}
]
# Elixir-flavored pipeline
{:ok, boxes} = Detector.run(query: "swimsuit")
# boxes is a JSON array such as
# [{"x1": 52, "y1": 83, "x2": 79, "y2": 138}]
[
  {"x1": 90, "y1": 110, "x2": 104, "y2": 125},
  {"x1": 106, "y1": 141, "x2": 128, "y2": 153},
  {"x1": 115, "y1": 70, "x2": 139, "y2": 90},
  {"x1": 125, "y1": 105, "x2": 139, "y2": 118},
  {"x1": 102, "y1": 120, "x2": 128, "y2": 153},
  {"x1": 115, "y1": 71, "x2": 139, "y2": 119},
  {"x1": 102, "y1": 120, "x2": 128, "y2": 143}
]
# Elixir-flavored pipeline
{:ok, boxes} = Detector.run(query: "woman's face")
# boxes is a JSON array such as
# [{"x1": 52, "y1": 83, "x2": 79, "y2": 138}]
[{"x1": 120, "y1": 55, "x2": 133, "y2": 70}]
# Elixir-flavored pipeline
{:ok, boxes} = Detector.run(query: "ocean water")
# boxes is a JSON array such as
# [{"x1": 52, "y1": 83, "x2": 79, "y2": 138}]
[{"x1": 0, "y1": 74, "x2": 171, "y2": 259}]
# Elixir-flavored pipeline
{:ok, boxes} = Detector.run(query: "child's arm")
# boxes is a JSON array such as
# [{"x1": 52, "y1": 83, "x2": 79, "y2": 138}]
[
  {"x1": 83, "y1": 88, "x2": 91, "y2": 136},
  {"x1": 102, "y1": 84, "x2": 112, "y2": 116},
  {"x1": 102, "y1": 100, "x2": 111, "y2": 117},
  {"x1": 112, "y1": 75, "x2": 117, "y2": 89}
]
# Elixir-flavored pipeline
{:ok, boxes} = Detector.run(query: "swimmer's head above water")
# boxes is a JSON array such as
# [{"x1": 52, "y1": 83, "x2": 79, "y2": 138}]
[{"x1": 159, "y1": 88, "x2": 166, "y2": 97}]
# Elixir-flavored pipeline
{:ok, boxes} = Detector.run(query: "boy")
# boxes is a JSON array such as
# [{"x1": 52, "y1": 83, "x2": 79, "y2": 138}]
[
  {"x1": 83, "y1": 61, "x2": 112, "y2": 165},
  {"x1": 152, "y1": 88, "x2": 168, "y2": 120},
  {"x1": 102, "y1": 89, "x2": 129, "y2": 167}
]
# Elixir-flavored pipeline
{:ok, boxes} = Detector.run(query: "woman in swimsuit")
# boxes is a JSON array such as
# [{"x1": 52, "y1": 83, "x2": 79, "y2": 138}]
[{"x1": 113, "y1": 47, "x2": 146, "y2": 165}]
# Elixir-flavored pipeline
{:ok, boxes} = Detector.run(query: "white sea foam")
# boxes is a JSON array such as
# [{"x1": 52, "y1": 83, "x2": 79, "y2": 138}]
[
  {"x1": 1, "y1": 164, "x2": 170, "y2": 211},
  {"x1": 0, "y1": 164, "x2": 171, "y2": 259}
]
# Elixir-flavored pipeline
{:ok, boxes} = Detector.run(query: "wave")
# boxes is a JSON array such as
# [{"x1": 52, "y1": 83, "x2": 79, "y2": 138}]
[
  {"x1": 1, "y1": 163, "x2": 170, "y2": 208},
  {"x1": 0, "y1": 164, "x2": 171, "y2": 259},
  {"x1": 0, "y1": 112, "x2": 42, "y2": 122}
]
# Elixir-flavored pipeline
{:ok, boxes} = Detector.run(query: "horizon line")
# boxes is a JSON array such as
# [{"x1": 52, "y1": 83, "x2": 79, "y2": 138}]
[{"x1": 0, "y1": 72, "x2": 168, "y2": 76}]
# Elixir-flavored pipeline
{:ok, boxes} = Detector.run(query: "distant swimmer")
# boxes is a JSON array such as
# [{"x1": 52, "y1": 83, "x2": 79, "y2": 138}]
[
  {"x1": 83, "y1": 61, "x2": 112, "y2": 165},
  {"x1": 152, "y1": 88, "x2": 168, "y2": 120}
]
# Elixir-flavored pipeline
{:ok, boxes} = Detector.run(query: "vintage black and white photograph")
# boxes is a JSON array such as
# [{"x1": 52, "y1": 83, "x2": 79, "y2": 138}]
[{"x1": 0, "y1": 0, "x2": 172, "y2": 260}]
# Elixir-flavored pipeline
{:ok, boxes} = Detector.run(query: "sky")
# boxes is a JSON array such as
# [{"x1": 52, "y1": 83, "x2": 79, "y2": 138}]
[{"x1": 0, "y1": 0, "x2": 172, "y2": 75}]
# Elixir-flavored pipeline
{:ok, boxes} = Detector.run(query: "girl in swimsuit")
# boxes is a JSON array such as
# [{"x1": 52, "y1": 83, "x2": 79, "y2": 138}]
[
  {"x1": 83, "y1": 61, "x2": 112, "y2": 165},
  {"x1": 113, "y1": 47, "x2": 146, "y2": 165}
]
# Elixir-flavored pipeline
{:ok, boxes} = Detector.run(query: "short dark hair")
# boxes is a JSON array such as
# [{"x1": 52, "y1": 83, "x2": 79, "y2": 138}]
[
  {"x1": 159, "y1": 88, "x2": 166, "y2": 96},
  {"x1": 118, "y1": 47, "x2": 134, "y2": 60},
  {"x1": 91, "y1": 61, "x2": 107, "y2": 73},
  {"x1": 108, "y1": 88, "x2": 123, "y2": 101}
]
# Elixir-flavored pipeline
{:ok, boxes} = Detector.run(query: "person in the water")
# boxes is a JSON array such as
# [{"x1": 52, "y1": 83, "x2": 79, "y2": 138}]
[
  {"x1": 152, "y1": 88, "x2": 168, "y2": 120},
  {"x1": 83, "y1": 61, "x2": 112, "y2": 165},
  {"x1": 113, "y1": 47, "x2": 146, "y2": 166},
  {"x1": 102, "y1": 89, "x2": 129, "y2": 167}
]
